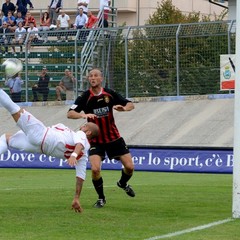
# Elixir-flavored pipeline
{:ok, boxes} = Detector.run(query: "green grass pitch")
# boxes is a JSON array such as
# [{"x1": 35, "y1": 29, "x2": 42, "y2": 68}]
[{"x1": 0, "y1": 168, "x2": 240, "y2": 240}]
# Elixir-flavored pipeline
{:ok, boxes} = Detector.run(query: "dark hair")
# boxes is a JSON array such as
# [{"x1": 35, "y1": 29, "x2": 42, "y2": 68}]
[
  {"x1": 41, "y1": 12, "x2": 49, "y2": 21},
  {"x1": 17, "y1": 21, "x2": 23, "y2": 26}
]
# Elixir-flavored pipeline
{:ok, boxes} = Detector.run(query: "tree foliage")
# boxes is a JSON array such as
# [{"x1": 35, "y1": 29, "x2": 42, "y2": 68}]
[
  {"x1": 147, "y1": 0, "x2": 202, "y2": 25},
  {"x1": 147, "y1": 0, "x2": 228, "y2": 25},
  {"x1": 112, "y1": 0, "x2": 230, "y2": 97}
]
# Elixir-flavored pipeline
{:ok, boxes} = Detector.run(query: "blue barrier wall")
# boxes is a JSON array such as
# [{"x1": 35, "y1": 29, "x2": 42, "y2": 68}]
[{"x1": 0, "y1": 146, "x2": 233, "y2": 173}]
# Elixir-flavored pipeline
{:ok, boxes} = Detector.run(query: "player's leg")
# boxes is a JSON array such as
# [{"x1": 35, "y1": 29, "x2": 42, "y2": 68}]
[
  {"x1": 16, "y1": 109, "x2": 47, "y2": 146},
  {"x1": 118, "y1": 153, "x2": 135, "y2": 197},
  {"x1": 0, "y1": 88, "x2": 47, "y2": 146},
  {"x1": 0, "y1": 134, "x2": 8, "y2": 154},
  {"x1": 0, "y1": 130, "x2": 41, "y2": 155},
  {"x1": 119, "y1": 153, "x2": 134, "y2": 182},
  {"x1": 0, "y1": 88, "x2": 21, "y2": 122},
  {"x1": 89, "y1": 145, "x2": 106, "y2": 208},
  {"x1": 8, "y1": 130, "x2": 41, "y2": 153},
  {"x1": 106, "y1": 137, "x2": 135, "y2": 197},
  {"x1": 90, "y1": 155, "x2": 106, "y2": 208}
]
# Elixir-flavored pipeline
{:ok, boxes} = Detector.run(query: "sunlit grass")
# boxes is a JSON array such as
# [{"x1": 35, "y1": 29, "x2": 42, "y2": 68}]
[{"x1": 0, "y1": 169, "x2": 239, "y2": 240}]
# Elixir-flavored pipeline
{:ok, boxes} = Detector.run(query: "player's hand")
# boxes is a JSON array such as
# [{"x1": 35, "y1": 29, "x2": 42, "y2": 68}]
[
  {"x1": 85, "y1": 113, "x2": 96, "y2": 119},
  {"x1": 113, "y1": 105, "x2": 126, "y2": 111},
  {"x1": 72, "y1": 198, "x2": 83, "y2": 213},
  {"x1": 67, "y1": 156, "x2": 77, "y2": 167}
]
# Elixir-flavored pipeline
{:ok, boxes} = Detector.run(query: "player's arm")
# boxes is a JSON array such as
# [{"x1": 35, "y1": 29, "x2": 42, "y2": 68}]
[
  {"x1": 108, "y1": 88, "x2": 134, "y2": 112},
  {"x1": 67, "y1": 143, "x2": 84, "y2": 167},
  {"x1": 70, "y1": 131, "x2": 89, "y2": 213},
  {"x1": 114, "y1": 101, "x2": 134, "y2": 112},
  {"x1": 71, "y1": 177, "x2": 84, "y2": 213},
  {"x1": 67, "y1": 92, "x2": 97, "y2": 119},
  {"x1": 71, "y1": 165, "x2": 84, "y2": 213},
  {"x1": 67, "y1": 109, "x2": 96, "y2": 119}
]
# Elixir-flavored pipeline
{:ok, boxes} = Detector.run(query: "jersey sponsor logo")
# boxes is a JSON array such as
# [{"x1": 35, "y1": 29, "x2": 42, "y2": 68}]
[{"x1": 93, "y1": 106, "x2": 109, "y2": 117}]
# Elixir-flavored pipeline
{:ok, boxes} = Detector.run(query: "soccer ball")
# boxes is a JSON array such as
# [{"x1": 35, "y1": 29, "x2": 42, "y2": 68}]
[{"x1": 2, "y1": 58, "x2": 23, "y2": 77}]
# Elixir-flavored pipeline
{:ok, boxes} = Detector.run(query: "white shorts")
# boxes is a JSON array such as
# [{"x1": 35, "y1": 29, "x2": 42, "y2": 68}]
[{"x1": 9, "y1": 110, "x2": 47, "y2": 153}]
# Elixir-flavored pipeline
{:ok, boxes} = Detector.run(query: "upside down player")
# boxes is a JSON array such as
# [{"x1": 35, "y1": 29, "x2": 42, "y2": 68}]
[
  {"x1": 0, "y1": 63, "x2": 99, "y2": 212},
  {"x1": 67, "y1": 68, "x2": 135, "y2": 208}
]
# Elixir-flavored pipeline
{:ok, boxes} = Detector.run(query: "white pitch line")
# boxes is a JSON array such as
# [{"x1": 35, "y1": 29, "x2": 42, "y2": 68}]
[
  {"x1": 144, "y1": 218, "x2": 233, "y2": 240},
  {"x1": 0, "y1": 183, "x2": 145, "y2": 191}
]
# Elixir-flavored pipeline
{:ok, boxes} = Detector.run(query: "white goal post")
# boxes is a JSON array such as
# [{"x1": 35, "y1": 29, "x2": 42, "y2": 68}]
[{"x1": 233, "y1": 0, "x2": 240, "y2": 219}]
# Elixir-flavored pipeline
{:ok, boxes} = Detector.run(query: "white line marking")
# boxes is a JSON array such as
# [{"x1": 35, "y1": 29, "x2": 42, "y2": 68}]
[
  {"x1": 0, "y1": 186, "x2": 94, "y2": 191},
  {"x1": 144, "y1": 218, "x2": 233, "y2": 240},
  {"x1": 0, "y1": 183, "x2": 143, "y2": 191}
]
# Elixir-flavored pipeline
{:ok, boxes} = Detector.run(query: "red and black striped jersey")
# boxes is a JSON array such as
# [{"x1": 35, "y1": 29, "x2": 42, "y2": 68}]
[{"x1": 69, "y1": 88, "x2": 131, "y2": 144}]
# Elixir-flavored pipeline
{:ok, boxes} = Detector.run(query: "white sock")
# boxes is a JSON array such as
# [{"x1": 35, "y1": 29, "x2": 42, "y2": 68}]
[
  {"x1": 0, "y1": 89, "x2": 20, "y2": 114},
  {"x1": 0, "y1": 134, "x2": 8, "y2": 155}
]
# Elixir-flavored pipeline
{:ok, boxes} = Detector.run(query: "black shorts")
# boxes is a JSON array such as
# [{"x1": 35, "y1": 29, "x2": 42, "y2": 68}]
[{"x1": 89, "y1": 137, "x2": 130, "y2": 160}]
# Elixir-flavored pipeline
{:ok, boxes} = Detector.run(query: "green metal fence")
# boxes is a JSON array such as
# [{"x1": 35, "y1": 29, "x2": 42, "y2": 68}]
[{"x1": 0, "y1": 20, "x2": 236, "y2": 101}]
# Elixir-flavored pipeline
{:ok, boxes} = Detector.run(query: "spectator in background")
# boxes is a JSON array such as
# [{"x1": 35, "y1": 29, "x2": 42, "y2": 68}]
[
  {"x1": 0, "y1": 21, "x2": 13, "y2": 54},
  {"x1": 57, "y1": 9, "x2": 70, "y2": 30},
  {"x1": 32, "y1": 67, "x2": 50, "y2": 102},
  {"x1": 73, "y1": 8, "x2": 88, "y2": 40},
  {"x1": 100, "y1": 0, "x2": 111, "y2": 21},
  {"x1": 0, "y1": 12, "x2": 2, "y2": 27},
  {"x1": 73, "y1": 8, "x2": 88, "y2": 30},
  {"x1": 24, "y1": 10, "x2": 36, "y2": 29},
  {"x1": 84, "y1": 10, "x2": 98, "y2": 40},
  {"x1": 15, "y1": 11, "x2": 25, "y2": 26},
  {"x1": 16, "y1": 0, "x2": 34, "y2": 18},
  {"x1": 39, "y1": 11, "x2": 51, "y2": 31},
  {"x1": 56, "y1": 9, "x2": 71, "y2": 42},
  {"x1": 27, "y1": 21, "x2": 39, "y2": 54},
  {"x1": 56, "y1": 69, "x2": 76, "y2": 101},
  {"x1": 12, "y1": 21, "x2": 26, "y2": 53},
  {"x1": 85, "y1": 10, "x2": 98, "y2": 29},
  {"x1": 5, "y1": 73, "x2": 24, "y2": 102},
  {"x1": 48, "y1": 0, "x2": 63, "y2": 25},
  {"x1": 3, "y1": 10, "x2": 16, "y2": 32},
  {"x1": 1, "y1": 0, "x2": 16, "y2": 18},
  {"x1": 39, "y1": 11, "x2": 51, "y2": 43},
  {"x1": 77, "y1": 0, "x2": 89, "y2": 15},
  {"x1": 99, "y1": 0, "x2": 111, "y2": 28}
]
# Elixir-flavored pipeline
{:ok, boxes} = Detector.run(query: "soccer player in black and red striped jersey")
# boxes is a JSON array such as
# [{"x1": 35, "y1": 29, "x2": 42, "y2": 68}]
[{"x1": 67, "y1": 68, "x2": 135, "y2": 209}]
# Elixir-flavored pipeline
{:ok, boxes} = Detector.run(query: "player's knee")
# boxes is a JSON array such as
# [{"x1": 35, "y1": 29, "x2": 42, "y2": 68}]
[
  {"x1": 123, "y1": 160, "x2": 134, "y2": 173},
  {"x1": 126, "y1": 165, "x2": 134, "y2": 174},
  {"x1": 91, "y1": 167, "x2": 101, "y2": 178}
]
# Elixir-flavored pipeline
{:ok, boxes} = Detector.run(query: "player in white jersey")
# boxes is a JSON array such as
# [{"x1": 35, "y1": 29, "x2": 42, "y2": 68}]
[
  {"x1": 0, "y1": 86, "x2": 99, "y2": 213},
  {"x1": 8, "y1": 115, "x2": 90, "y2": 161}
]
